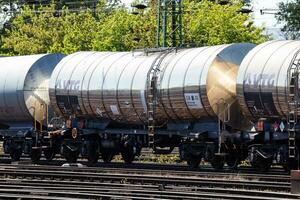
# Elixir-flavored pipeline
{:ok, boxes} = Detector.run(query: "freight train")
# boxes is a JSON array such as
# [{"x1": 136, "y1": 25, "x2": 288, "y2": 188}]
[{"x1": 1, "y1": 40, "x2": 300, "y2": 171}]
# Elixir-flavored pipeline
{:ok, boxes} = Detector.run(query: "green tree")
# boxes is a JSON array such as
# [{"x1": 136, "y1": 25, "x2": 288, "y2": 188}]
[
  {"x1": 1, "y1": 2, "x2": 156, "y2": 55},
  {"x1": 1, "y1": 4, "x2": 101, "y2": 55},
  {"x1": 276, "y1": 0, "x2": 300, "y2": 39},
  {"x1": 92, "y1": 7, "x2": 156, "y2": 51},
  {"x1": 0, "y1": 0, "x2": 267, "y2": 55},
  {"x1": 183, "y1": 0, "x2": 267, "y2": 46}
]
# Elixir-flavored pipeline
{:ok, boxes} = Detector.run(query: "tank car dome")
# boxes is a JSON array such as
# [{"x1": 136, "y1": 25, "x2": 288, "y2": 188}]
[
  {"x1": 237, "y1": 40, "x2": 300, "y2": 125},
  {"x1": 0, "y1": 54, "x2": 65, "y2": 126}
]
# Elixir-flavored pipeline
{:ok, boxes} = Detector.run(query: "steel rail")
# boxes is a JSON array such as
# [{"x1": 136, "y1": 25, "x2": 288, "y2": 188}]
[
  {"x1": 0, "y1": 163, "x2": 290, "y2": 183},
  {"x1": 0, "y1": 168, "x2": 291, "y2": 192},
  {"x1": 0, "y1": 179, "x2": 298, "y2": 200}
]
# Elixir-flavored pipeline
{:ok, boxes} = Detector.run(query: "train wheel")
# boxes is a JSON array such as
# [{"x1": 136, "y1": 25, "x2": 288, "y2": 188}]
[
  {"x1": 44, "y1": 148, "x2": 55, "y2": 161},
  {"x1": 87, "y1": 143, "x2": 99, "y2": 165},
  {"x1": 63, "y1": 146, "x2": 79, "y2": 163},
  {"x1": 30, "y1": 149, "x2": 42, "y2": 163},
  {"x1": 121, "y1": 146, "x2": 135, "y2": 164},
  {"x1": 210, "y1": 156, "x2": 224, "y2": 170},
  {"x1": 226, "y1": 155, "x2": 239, "y2": 169},
  {"x1": 101, "y1": 148, "x2": 114, "y2": 163},
  {"x1": 88, "y1": 151, "x2": 99, "y2": 165},
  {"x1": 259, "y1": 159, "x2": 272, "y2": 172},
  {"x1": 283, "y1": 161, "x2": 291, "y2": 172},
  {"x1": 65, "y1": 151, "x2": 79, "y2": 163},
  {"x1": 10, "y1": 149, "x2": 22, "y2": 161},
  {"x1": 187, "y1": 155, "x2": 201, "y2": 168},
  {"x1": 251, "y1": 157, "x2": 272, "y2": 172},
  {"x1": 205, "y1": 144, "x2": 224, "y2": 170}
]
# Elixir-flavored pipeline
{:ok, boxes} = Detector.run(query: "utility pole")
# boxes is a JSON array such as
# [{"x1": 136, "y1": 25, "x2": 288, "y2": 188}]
[{"x1": 156, "y1": 0, "x2": 183, "y2": 48}]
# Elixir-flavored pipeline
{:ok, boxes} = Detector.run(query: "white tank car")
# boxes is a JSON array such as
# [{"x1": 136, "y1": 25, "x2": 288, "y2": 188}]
[
  {"x1": 0, "y1": 54, "x2": 64, "y2": 127},
  {"x1": 237, "y1": 40, "x2": 300, "y2": 124},
  {"x1": 49, "y1": 43, "x2": 255, "y2": 129}
]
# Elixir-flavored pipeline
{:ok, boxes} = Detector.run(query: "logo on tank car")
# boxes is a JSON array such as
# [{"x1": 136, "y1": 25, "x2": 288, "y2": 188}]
[
  {"x1": 244, "y1": 73, "x2": 275, "y2": 88},
  {"x1": 56, "y1": 79, "x2": 80, "y2": 91}
]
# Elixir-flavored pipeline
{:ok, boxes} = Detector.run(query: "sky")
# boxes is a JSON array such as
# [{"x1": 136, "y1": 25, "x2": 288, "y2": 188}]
[
  {"x1": 122, "y1": 0, "x2": 133, "y2": 4},
  {"x1": 249, "y1": 0, "x2": 290, "y2": 39}
]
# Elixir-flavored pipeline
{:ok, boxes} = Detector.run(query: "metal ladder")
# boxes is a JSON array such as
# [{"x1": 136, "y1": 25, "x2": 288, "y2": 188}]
[
  {"x1": 216, "y1": 99, "x2": 230, "y2": 154},
  {"x1": 32, "y1": 100, "x2": 48, "y2": 149},
  {"x1": 146, "y1": 49, "x2": 174, "y2": 148},
  {"x1": 287, "y1": 49, "x2": 300, "y2": 159}
]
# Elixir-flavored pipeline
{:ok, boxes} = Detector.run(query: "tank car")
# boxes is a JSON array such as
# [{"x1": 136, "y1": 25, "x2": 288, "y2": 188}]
[
  {"x1": 236, "y1": 40, "x2": 300, "y2": 171},
  {"x1": 0, "y1": 54, "x2": 64, "y2": 161},
  {"x1": 3, "y1": 40, "x2": 300, "y2": 172},
  {"x1": 47, "y1": 43, "x2": 255, "y2": 166}
]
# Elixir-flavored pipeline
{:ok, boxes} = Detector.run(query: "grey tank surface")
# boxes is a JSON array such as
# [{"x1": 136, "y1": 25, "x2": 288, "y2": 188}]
[
  {"x1": 237, "y1": 40, "x2": 300, "y2": 124},
  {"x1": 0, "y1": 54, "x2": 65, "y2": 126},
  {"x1": 49, "y1": 43, "x2": 255, "y2": 126}
]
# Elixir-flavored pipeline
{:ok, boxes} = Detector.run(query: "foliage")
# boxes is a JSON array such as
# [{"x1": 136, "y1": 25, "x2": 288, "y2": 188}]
[
  {"x1": 92, "y1": 8, "x2": 156, "y2": 51},
  {"x1": 183, "y1": 0, "x2": 267, "y2": 46},
  {"x1": 276, "y1": 0, "x2": 300, "y2": 39},
  {"x1": 1, "y1": 5, "x2": 100, "y2": 55},
  {"x1": 0, "y1": 0, "x2": 267, "y2": 55}
]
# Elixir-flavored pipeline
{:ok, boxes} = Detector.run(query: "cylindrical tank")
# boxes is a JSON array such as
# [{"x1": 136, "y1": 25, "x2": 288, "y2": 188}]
[
  {"x1": 0, "y1": 54, "x2": 64, "y2": 126},
  {"x1": 237, "y1": 40, "x2": 300, "y2": 123},
  {"x1": 49, "y1": 43, "x2": 254, "y2": 127},
  {"x1": 157, "y1": 43, "x2": 255, "y2": 129},
  {"x1": 49, "y1": 51, "x2": 157, "y2": 124}
]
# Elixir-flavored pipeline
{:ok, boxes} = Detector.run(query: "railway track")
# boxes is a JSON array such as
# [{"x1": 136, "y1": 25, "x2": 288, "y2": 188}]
[
  {"x1": 0, "y1": 163, "x2": 290, "y2": 183},
  {"x1": 0, "y1": 179, "x2": 296, "y2": 200},
  {"x1": 0, "y1": 149, "x2": 289, "y2": 174},
  {"x1": 0, "y1": 163, "x2": 297, "y2": 200},
  {"x1": 0, "y1": 179, "x2": 297, "y2": 200},
  {"x1": 0, "y1": 156, "x2": 290, "y2": 178},
  {"x1": 0, "y1": 149, "x2": 295, "y2": 199},
  {"x1": 0, "y1": 167, "x2": 290, "y2": 192}
]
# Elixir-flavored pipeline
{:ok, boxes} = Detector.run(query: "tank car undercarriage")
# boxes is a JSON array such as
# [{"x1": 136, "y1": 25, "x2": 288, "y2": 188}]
[{"x1": 0, "y1": 118, "x2": 297, "y2": 172}]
